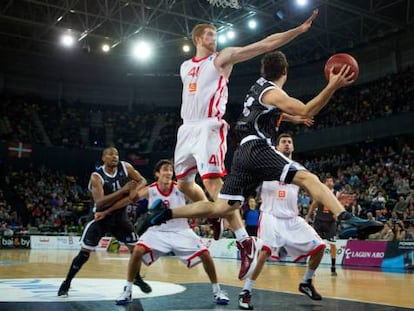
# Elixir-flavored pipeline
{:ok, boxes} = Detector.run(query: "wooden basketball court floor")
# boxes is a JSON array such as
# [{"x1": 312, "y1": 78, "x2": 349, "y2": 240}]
[{"x1": 0, "y1": 249, "x2": 413, "y2": 310}]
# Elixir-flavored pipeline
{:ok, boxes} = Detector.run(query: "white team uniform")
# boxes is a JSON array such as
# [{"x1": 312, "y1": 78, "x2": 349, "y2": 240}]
[
  {"x1": 259, "y1": 180, "x2": 325, "y2": 262},
  {"x1": 175, "y1": 53, "x2": 229, "y2": 181},
  {"x1": 137, "y1": 182, "x2": 209, "y2": 268}
]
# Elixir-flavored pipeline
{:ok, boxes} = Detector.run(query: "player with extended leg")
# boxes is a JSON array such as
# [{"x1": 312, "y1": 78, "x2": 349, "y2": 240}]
[{"x1": 136, "y1": 50, "x2": 384, "y2": 281}]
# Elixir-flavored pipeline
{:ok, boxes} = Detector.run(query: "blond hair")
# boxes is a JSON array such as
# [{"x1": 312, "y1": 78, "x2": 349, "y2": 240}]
[{"x1": 191, "y1": 24, "x2": 216, "y2": 46}]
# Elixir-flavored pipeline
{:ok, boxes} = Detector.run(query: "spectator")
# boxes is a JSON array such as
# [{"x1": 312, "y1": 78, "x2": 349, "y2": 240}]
[{"x1": 393, "y1": 195, "x2": 408, "y2": 220}]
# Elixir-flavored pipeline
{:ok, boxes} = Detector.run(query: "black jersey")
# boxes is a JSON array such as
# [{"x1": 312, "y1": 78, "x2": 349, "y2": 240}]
[
  {"x1": 233, "y1": 77, "x2": 282, "y2": 144},
  {"x1": 314, "y1": 202, "x2": 335, "y2": 222},
  {"x1": 89, "y1": 161, "x2": 130, "y2": 217}
]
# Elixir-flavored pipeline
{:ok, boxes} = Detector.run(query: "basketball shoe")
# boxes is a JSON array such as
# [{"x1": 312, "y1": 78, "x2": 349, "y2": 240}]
[
  {"x1": 133, "y1": 274, "x2": 152, "y2": 293},
  {"x1": 57, "y1": 280, "x2": 70, "y2": 297},
  {"x1": 237, "y1": 237, "x2": 263, "y2": 280},
  {"x1": 338, "y1": 212, "x2": 383, "y2": 239},
  {"x1": 238, "y1": 289, "x2": 253, "y2": 310},
  {"x1": 115, "y1": 286, "x2": 132, "y2": 305},
  {"x1": 134, "y1": 199, "x2": 172, "y2": 236},
  {"x1": 299, "y1": 279, "x2": 322, "y2": 300},
  {"x1": 213, "y1": 289, "x2": 230, "y2": 305}
]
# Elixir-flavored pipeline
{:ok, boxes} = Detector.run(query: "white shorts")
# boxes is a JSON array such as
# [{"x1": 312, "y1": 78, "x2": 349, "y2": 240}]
[
  {"x1": 174, "y1": 118, "x2": 228, "y2": 181},
  {"x1": 137, "y1": 228, "x2": 209, "y2": 268},
  {"x1": 258, "y1": 212, "x2": 325, "y2": 262}
]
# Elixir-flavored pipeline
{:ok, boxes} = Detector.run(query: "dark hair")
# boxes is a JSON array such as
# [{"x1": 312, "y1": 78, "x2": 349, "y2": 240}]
[
  {"x1": 154, "y1": 159, "x2": 173, "y2": 175},
  {"x1": 275, "y1": 133, "x2": 292, "y2": 145},
  {"x1": 102, "y1": 146, "x2": 117, "y2": 156},
  {"x1": 323, "y1": 174, "x2": 334, "y2": 183},
  {"x1": 261, "y1": 51, "x2": 288, "y2": 81}
]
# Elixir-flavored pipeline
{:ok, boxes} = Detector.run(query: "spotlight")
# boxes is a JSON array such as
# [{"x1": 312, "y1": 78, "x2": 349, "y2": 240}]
[
  {"x1": 248, "y1": 20, "x2": 257, "y2": 29},
  {"x1": 218, "y1": 35, "x2": 226, "y2": 44},
  {"x1": 182, "y1": 44, "x2": 191, "y2": 53},
  {"x1": 295, "y1": 0, "x2": 309, "y2": 7},
  {"x1": 60, "y1": 34, "x2": 75, "y2": 47},
  {"x1": 102, "y1": 44, "x2": 110, "y2": 52},
  {"x1": 132, "y1": 41, "x2": 152, "y2": 60},
  {"x1": 227, "y1": 30, "x2": 235, "y2": 39}
]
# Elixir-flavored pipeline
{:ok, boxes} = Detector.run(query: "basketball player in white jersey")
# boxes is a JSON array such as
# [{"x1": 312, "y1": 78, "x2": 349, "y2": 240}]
[
  {"x1": 176, "y1": 10, "x2": 318, "y2": 202},
  {"x1": 239, "y1": 133, "x2": 326, "y2": 310},
  {"x1": 115, "y1": 160, "x2": 229, "y2": 306},
  {"x1": 174, "y1": 8, "x2": 319, "y2": 280}
]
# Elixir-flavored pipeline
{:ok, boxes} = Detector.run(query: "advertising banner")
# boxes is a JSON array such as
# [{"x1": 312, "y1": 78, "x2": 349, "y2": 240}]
[
  {"x1": 30, "y1": 236, "x2": 80, "y2": 250},
  {"x1": 0, "y1": 236, "x2": 31, "y2": 249},
  {"x1": 382, "y1": 240, "x2": 414, "y2": 270},
  {"x1": 342, "y1": 240, "x2": 387, "y2": 267},
  {"x1": 321, "y1": 239, "x2": 348, "y2": 265}
]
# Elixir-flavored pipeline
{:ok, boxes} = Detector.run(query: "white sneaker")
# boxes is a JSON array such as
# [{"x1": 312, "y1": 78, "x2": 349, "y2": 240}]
[
  {"x1": 214, "y1": 289, "x2": 230, "y2": 305},
  {"x1": 115, "y1": 286, "x2": 132, "y2": 305}
]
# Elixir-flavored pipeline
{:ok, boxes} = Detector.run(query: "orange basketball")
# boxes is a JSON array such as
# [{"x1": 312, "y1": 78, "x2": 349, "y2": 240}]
[{"x1": 324, "y1": 53, "x2": 359, "y2": 82}]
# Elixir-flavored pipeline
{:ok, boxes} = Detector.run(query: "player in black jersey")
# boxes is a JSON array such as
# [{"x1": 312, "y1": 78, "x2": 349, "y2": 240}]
[
  {"x1": 136, "y1": 51, "x2": 384, "y2": 281},
  {"x1": 57, "y1": 146, "x2": 150, "y2": 297},
  {"x1": 307, "y1": 175, "x2": 339, "y2": 276}
]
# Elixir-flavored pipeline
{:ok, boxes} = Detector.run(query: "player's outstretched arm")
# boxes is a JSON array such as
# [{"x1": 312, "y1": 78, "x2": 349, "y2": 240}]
[
  {"x1": 216, "y1": 9, "x2": 318, "y2": 68},
  {"x1": 283, "y1": 113, "x2": 314, "y2": 127}
]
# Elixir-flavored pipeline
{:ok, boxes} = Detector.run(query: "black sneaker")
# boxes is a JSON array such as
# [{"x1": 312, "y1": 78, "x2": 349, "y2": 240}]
[
  {"x1": 135, "y1": 199, "x2": 171, "y2": 236},
  {"x1": 338, "y1": 212, "x2": 384, "y2": 239},
  {"x1": 331, "y1": 267, "x2": 337, "y2": 276},
  {"x1": 57, "y1": 280, "x2": 70, "y2": 297},
  {"x1": 134, "y1": 274, "x2": 152, "y2": 293},
  {"x1": 299, "y1": 279, "x2": 322, "y2": 300},
  {"x1": 238, "y1": 289, "x2": 254, "y2": 310}
]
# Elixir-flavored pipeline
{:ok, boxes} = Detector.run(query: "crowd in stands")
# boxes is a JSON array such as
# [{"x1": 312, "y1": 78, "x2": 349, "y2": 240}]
[
  {"x1": 0, "y1": 66, "x2": 412, "y2": 153},
  {"x1": 0, "y1": 166, "x2": 90, "y2": 236},
  {"x1": 1, "y1": 137, "x2": 413, "y2": 242}
]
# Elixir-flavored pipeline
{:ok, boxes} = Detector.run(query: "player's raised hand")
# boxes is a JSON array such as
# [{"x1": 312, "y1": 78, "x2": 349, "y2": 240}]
[
  {"x1": 328, "y1": 65, "x2": 355, "y2": 89},
  {"x1": 299, "y1": 9, "x2": 319, "y2": 33}
]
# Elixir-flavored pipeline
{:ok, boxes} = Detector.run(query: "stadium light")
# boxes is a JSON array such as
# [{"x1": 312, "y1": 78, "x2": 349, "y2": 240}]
[
  {"x1": 102, "y1": 44, "x2": 110, "y2": 53},
  {"x1": 182, "y1": 44, "x2": 191, "y2": 53},
  {"x1": 218, "y1": 34, "x2": 227, "y2": 44},
  {"x1": 227, "y1": 30, "x2": 236, "y2": 39},
  {"x1": 60, "y1": 34, "x2": 75, "y2": 47},
  {"x1": 295, "y1": 0, "x2": 309, "y2": 7},
  {"x1": 132, "y1": 41, "x2": 152, "y2": 60},
  {"x1": 248, "y1": 19, "x2": 257, "y2": 29}
]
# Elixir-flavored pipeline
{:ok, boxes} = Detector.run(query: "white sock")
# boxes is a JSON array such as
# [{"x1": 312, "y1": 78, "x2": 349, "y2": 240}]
[
  {"x1": 126, "y1": 281, "x2": 133, "y2": 290},
  {"x1": 243, "y1": 278, "x2": 255, "y2": 292},
  {"x1": 302, "y1": 269, "x2": 315, "y2": 283},
  {"x1": 234, "y1": 228, "x2": 249, "y2": 241},
  {"x1": 212, "y1": 283, "x2": 221, "y2": 294}
]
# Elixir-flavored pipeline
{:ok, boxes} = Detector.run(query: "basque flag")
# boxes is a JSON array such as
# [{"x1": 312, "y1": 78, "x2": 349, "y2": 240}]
[{"x1": 8, "y1": 142, "x2": 32, "y2": 158}]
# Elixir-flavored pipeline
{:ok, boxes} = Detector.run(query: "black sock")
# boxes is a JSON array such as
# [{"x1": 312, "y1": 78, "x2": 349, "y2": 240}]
[
  {"x1": 65, "y1": 250, "x2": 90, "y2": 283},
  {"x1": 331, "y1": 258, "x2": 336, "y2": 271},
  {"x1": 135, "y1": 272, "x2": 143, "y2": 281}
]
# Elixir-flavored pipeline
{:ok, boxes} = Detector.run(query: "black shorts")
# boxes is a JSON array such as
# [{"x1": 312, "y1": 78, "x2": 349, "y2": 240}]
[
  {"x1": 220, "y1": 139, "x2": 305, "y2": 201},
  {"x1": 80, "y1": 214, "x2": 137, "y2": 249},
  {"x1": 314, "y1": 219, "x2": 337, "y2": 241}
]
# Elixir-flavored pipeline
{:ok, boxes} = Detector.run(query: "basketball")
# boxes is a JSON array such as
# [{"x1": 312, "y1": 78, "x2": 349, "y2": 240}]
[{"x1": 324, "y1": 53, "x2": 359, "y2": 82}]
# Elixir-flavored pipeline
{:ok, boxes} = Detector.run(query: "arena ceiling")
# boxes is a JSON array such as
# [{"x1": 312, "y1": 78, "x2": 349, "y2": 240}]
[{"x1": 0, "y1": 0, "x2": 413, "y2": 72}]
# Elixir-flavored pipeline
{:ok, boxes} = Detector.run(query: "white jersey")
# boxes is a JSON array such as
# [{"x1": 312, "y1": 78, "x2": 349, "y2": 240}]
[
  {"x1": 148, "y1": 181, "x2": 188, "y2": 231},
  {"x1": 259, "y1": 180, "x2": 325, "y2": 261},
  {"x1": 260, "y1": 180, "x2": 300, "y2": 218},
  {"x1": 180, "y1": 53, "x2": 228, "y2": 121}
]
